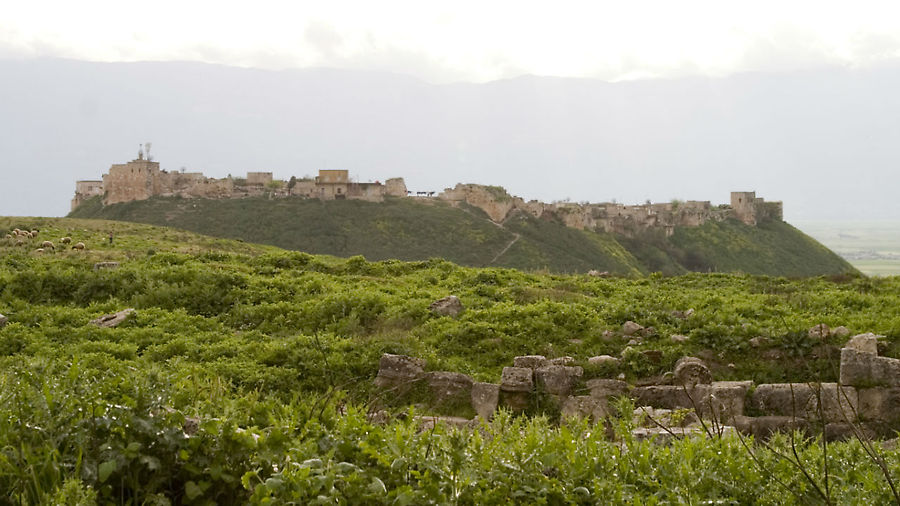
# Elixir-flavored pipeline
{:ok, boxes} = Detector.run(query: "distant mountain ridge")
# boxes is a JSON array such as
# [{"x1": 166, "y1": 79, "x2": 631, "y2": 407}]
[
  {"x1": 3, "y1": 58, "x2": 900, "y2": 221},
  {"x1": 69, "y1": 195, "x2": 858, "y2": 277}
]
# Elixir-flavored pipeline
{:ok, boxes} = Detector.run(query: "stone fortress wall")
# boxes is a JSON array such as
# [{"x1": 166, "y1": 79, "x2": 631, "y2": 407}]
[
  {"x1": 72, "y1": 153, "x2": 782, "y2": 237},
  {"x1": 438, "y1": 183, "x2": 783, "y2": 237}
]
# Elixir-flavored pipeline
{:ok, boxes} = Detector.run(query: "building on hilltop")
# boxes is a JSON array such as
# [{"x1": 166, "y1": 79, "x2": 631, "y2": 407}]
[
  {"x1": 72, "y1": 153, "x2": 408, "y2": 209},
  {"x1": 731, "y1": 191, "x2": 784, "y2": 225},
  {"x1": 70, "y1": 180, "x2": 104, "y2": 211}
]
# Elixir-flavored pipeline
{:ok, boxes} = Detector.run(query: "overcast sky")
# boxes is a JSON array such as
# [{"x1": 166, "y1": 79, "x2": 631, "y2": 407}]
[{"x1": 4, "y1": 1, "x2": 900, "y2": 83}]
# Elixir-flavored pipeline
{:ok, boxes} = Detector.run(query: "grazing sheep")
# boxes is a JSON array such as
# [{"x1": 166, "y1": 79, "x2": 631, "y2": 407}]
[
  {"x1": 15, "y1": 240, "x2": 25, "y2": 247},
  {"x1": 24, "y1": 232, "x2": 33, "y2": 239},
  {"x1": 72, "y1": 242, "x2": 85, "y2": 250},
  {"x1": 61, "y1": 237, "x2": 72, "y2": 244},
  {"x1": 35, "y1": 248, "x2": 44, "y2": 254},
  {"x1": 4, "y1": 234, "x2": 10, "y2": 239},
  {"x1": 41, "y1": 240, "x2": 54, "y2": 250},
  {"x1": 31, "y1": 230, "x2": 39, "y2": 237}
]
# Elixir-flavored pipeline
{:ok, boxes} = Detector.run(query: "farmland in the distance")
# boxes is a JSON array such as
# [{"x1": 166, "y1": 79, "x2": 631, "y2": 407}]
[{"x1": 796, "y1": 221, "x2": 900, "y2": 276}]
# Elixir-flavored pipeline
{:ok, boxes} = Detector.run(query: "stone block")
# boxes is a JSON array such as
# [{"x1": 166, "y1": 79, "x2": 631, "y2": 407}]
[
  {"x1": 752, "y1": 384, "x2": 814, "y2": 418},
  {"x1": 500, "y1": 367, "x2": 533, "y2": 393},
  {"x1": 513, "y1": 355, "x2": 548, "y2": 369},
  {"x1": 702, "y1": 381, "x2": 752, "y2": 421},
  {"x1": 499, "y1": 391, "x2": 530, "y2": 412},
  {"x1": 534, "y1": 365, "x2": 583, "y2": 396},
  {"x1": 561, "y1": 395, "x2": 608, "y2": 422},
  {"x1": 858, "y1": 388, "x2": 900, "y2": 424},
  {"x1": 471, "y1": 382, "x2": 500, "y2": 420},
  {"x1": 374, "y1": 354, "x2": 426, "y2": 388},
  {"x1": 426, "y1": 372, "x2": 474, "y2": 406},
  {"x1": 747, "y1": 416, "x2": 810, "y2": 439},
  {"x1": 549, "y1": 356, "x2": 575, "y2": 366},
  {"x1": 845, "y1": 333, "x2": 879, "y2": 354},
  {"x1": 841, "y1": 348, "x2": 900, "y2": 388},
  {"x1": 586, "y1": 379, "x2": 629, "y2": 400}
]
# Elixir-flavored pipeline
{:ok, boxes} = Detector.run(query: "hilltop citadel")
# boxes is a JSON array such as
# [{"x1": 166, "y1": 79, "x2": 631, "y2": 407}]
[{"x1": 73, "y1": 153, "x2": 783, "y2": 238}]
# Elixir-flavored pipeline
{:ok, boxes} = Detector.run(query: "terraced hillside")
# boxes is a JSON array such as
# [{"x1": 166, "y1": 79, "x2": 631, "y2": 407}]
[{"x1": 69, "y1": 195, "x2": 857, "y2": 277}]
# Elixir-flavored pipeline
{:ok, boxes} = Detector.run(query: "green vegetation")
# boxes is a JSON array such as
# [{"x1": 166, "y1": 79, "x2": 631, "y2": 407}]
[
  {"x1": 1, "y1": 217, "x2": 896, "y2": 502},
  {"x1": 70, "y1": 196, "x2": 858, "y2": 277}
]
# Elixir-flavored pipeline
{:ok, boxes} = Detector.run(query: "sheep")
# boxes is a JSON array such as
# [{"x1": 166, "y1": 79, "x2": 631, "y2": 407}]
[
  {"x1": 15, "y1": 239, "x2": 25, "y2": 247},
  {"x1": 24, "y1": 232, "x2": 33, "y2": 239},
  {"x1": 61, "y1": 237, "x2": 72, "y2": 245},
  {"x1": 72, "y1": 242, "x2": 85, "y2": 250},
  {"x1": 41, "y1": 241, "x2": 54, "y2": 250},
  {"x1": 4, "y1": 234, "x2": 10, "y2": 239},
  {"x1": 30, "y1": 230, "x2": 39, "y2": 237},
  {"x1": 35, "y1": 248, "x2": 44, "y2": 254}
]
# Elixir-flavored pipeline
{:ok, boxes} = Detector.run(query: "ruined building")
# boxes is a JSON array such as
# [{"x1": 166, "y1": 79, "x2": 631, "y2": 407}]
[
  {"x1": 72, "y1": 154, "x2": 408, "y2": 211},
  {"x1": 73, "y1": 153, "x2": 782, "y2": 238}
]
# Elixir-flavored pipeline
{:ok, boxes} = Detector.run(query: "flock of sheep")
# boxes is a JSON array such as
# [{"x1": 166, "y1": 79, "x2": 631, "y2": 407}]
[{"x1": 3, "y1": 228, "x2": 86, "y2": 253}]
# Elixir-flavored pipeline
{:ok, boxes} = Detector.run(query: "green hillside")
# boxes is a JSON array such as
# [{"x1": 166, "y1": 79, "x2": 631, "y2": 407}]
[
  {"x1": 1, "y1": 216, "x2": 898, "y2": 502},
  {"x1": 70, "y1": 195, "x2": 858, "y2": 277}
]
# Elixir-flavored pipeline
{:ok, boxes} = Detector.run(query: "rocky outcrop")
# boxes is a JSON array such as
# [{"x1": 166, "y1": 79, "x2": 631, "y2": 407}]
[{"x1": 429, "y1": 296, "x2": 464, "y2": 317}]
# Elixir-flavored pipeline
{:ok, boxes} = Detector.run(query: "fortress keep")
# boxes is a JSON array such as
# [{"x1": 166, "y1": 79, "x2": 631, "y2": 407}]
[{"x1": 72, "y1": 153, "x2": 782, "y2": 237}]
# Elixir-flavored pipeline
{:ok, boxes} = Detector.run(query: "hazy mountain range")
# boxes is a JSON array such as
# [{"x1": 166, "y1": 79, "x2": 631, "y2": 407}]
[{"x1": 2, "y1": 58, "x2": 899, "y2": 220}]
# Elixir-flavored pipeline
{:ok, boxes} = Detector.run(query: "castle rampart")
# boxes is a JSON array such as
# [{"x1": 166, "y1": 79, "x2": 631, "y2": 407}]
[{"x1": 74, "y1": 153, "x2": 782, "y2": 238}]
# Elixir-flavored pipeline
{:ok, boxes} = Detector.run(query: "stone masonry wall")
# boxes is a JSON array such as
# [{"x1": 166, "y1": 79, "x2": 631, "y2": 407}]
[{"x1": 373, "y1": 333, "x2": 899, "y2": 439}]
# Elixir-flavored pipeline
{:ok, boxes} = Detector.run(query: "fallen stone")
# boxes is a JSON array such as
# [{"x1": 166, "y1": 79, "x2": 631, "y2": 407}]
[
  {"x1": 0, "y1": 313, "x2": 6, "y2": 328},
  {"x1": 471, "y1": 382, "x2": 500, "y2": 420},
  {"x1": 89, "y1": 308, "x2": 135, "y2": 328},
  {"x1": 500, "y1": 367, "x2": 533, "y2": 393},
  {"x1": 534, "y1": 365, "x2": 583, "y2": 396},
  {"x1": 749, "y1": 336, "x2": 770, "y2": 348},
  {"x1": 824, "y1": 422, "x2": 876, "y2": 442},
  {"x1": 549, "y1": 356, "x2": 575, "y2": 366},
  {"x1": 429, "y1": 296, "x2": 464, "y2": 317},
  {"x1": 670, "y1": 309, "x2": 695, "y2": 319},
  {"x1": 844, "y1": 333, "x2": 880, "y2": 354},
  {"x1": 752, "y1": 384, "x2": 813, "y2": 418},
  {"x1": 93, "y1": 261, "x2": 120, "y2": 271},
  {"x1": 513, "y1": 355, "x2": 548, "y2": 369},
  {"x1": 374, "y1": 354, "x2": 426, "y2": 388},
  {"x1": 561, "y1": 395, "x2": 608, "y2": 422},
  {"x1": 633, "y1": 406, "x2": 700, "y2": 428},
  {"x1": 670, "y1": 334, "x2": 689, "y2": 343},
  {"x1": 809, "y1": 323, "x2": 831, "y2": 340},
  {"x1": 626, "y1": 339, "x2": 641, "y2": 346},
  {"x1": 831, "y1": 326, "x2": 851, "y2": 338},
  {"x1": 622, "y1": 321, "x2": 644, "y2": 336},
  {"x1": 673, "y1": 357, "x2": 712, "y2": 386},
  {"x1": 587, "y1": 355, "x2": 619, "y2": 366}
]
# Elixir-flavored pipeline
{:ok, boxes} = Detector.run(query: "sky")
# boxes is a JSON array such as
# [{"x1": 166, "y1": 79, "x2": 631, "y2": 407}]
[{"x1": 4, "y1": 1, "x2": 900, "y2": 83}]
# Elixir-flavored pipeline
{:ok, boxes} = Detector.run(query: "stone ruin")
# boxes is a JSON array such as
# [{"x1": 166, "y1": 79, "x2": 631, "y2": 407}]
[{"x1": 372, "y1": 333, "x2": 900, "y2": 440}]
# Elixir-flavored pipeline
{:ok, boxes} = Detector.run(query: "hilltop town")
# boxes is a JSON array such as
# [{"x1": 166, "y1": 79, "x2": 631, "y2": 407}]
[{"x1": 72, "y1": 152, "x2": 783, "y2": 238}]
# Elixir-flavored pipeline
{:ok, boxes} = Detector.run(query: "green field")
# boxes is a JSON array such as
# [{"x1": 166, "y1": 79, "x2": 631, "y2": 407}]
[
  {"x1": 1, "y1": 217, "x2": 898, "y2": 503},
  {"x1": 796, "y1": 221, "x2": 900, "y2": 276}
]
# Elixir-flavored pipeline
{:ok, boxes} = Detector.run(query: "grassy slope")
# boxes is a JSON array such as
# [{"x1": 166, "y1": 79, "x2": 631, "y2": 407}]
[
  {"x1": 70, "y1": 196, "x2": 646, "y2": 274},
  {"x1": 70, "y1": 196, "x2": 858, "y2": 277},
  {"x1": 667, "y1": 219, "x2": 858, "y2": 276}
]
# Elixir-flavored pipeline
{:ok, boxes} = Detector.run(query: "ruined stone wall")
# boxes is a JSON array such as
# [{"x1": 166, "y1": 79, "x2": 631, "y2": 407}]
[
  {"x1": 384, "y1": 178, "x2": 407, "y2": 198},
  {"x1": 373, "y1": 333, "x2": 900, "y2": 439},
  {"x1": 438, "y1": 184, "x2": 517, "y2": 222},
  {"x1": 246, "y1": 172, "x2": 273, "y2": 186}
]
